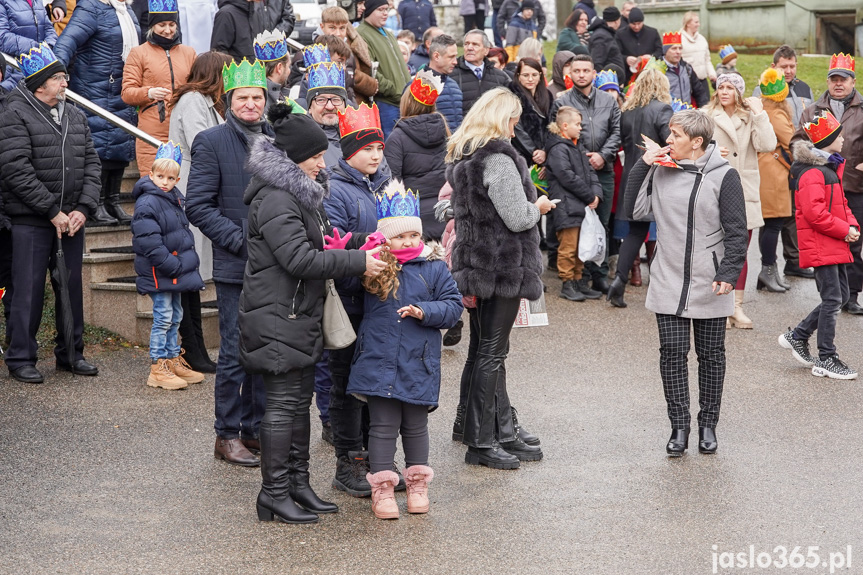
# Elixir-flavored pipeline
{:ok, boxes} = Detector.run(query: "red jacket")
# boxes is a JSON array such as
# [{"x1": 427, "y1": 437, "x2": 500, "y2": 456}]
[{"x1": 790, "y1": 141, "x2": 859, "y2": 269}]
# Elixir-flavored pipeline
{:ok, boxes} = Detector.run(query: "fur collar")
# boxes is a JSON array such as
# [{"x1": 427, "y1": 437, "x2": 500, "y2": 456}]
[
  {"x1": 245, "y1": 138, "x2": 330, "y2": 212},
  {"x1": 791, "y1": 140, "x2": 828, "y2": 166},
  {"x1": 420, "y1": 241, "x2": 445, "y2": 262}
]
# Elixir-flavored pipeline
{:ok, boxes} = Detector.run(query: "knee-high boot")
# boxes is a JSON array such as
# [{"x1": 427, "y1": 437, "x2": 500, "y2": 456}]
[
  {"x1": 179, "y1": 292, "x2": 216, "y2": 373},
  {"x1": 287, "y1": 411, "x2": 338, "y2": 514}
]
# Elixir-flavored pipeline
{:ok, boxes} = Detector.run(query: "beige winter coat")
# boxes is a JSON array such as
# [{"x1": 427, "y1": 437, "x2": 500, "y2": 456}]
[
  {"x1": 708, "y1": 106, "x2": 777, "y2": 229},
  {"x1": 757, "y1": 98, "x2": 793, "y2": 219},
  {"x1": 680, "y1": 30, "x2": 715, "y2": 81}
]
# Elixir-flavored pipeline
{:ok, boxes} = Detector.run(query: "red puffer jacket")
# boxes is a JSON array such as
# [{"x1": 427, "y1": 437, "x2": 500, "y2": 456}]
[{"x1": 790, "y1": 140, "x2": 860, "y2": 269}]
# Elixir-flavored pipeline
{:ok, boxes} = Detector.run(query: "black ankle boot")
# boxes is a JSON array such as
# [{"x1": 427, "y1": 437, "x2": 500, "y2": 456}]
[
  {"x1": 465, "y1": 441, "x2": 520, "y2": 469},
  {"x1": 511, "y1": 406, "x2": 540, "y2": 446},
  {"x1": 698, "y1": 427, "x2": 717, "y2": 454},
  {"x1": 607, "y1": 276, "x2": 627, "y2": 308},
  {"x1": 500, "y1": 435, "x2": 543, "y2": 461},
  {"x1": 443, "y1": 319, "x2": 464, "y2": 346},
  {"x1": 452, "y1": 403, "x2": 465, "y2": 441},
  {"x1": 89, "y1": 203, "x2": 119, "y2": 226},
  {"x1": 256, "y1": 490, "x2": 319, "y2": 523},
  {"x1": 666, "y1": 428, "x2": 689, "y2": 457},
  {"x1": 105, "y1": 195, "x2": 132, "y2": 224}
]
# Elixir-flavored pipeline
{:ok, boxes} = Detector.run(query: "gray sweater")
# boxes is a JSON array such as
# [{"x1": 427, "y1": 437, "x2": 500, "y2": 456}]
[{"x1": 483, "y1": 152, "x2": 541, "y2": 233}]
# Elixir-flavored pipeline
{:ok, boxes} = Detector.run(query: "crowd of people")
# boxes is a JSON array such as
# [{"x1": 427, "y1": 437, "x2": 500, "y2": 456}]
[{"x1": 0, "y1": 0, "x2": 861, "y2": 525}]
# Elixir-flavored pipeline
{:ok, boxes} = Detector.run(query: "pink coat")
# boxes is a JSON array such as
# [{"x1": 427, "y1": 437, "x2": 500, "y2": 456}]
[{"x1": 439, "y1": 181, "x2": 476, "y2": 308}]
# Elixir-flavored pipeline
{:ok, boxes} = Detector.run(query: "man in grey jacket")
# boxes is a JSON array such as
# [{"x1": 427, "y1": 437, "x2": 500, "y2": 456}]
[{"x1": 550, "y1": 53, "x2": 621, "y2": 294}]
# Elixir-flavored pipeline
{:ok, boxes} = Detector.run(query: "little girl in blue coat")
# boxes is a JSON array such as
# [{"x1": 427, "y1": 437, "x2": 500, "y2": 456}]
[{"x1": 344, "y1": 180, "x2": 463, "y2": 520}]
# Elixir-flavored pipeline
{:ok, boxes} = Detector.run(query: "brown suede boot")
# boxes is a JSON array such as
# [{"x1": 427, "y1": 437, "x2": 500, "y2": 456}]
[
  {"x1": 169, "y1": 350, "x2": 205, "y2": 384},
  {"x1": 366, "y1": 470, "x2": 400, "y2": 519},
  {"x1": 403, "y1": 465, "x2": 434, "y2": 514},
  {"x1": 147, "y1": 359, "x2": 189, "y2": 390}
]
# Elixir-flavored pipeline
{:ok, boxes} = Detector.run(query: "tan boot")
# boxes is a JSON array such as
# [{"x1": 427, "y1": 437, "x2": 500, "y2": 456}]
[
  {"x1": 366, "y1": 470, "x2": 400, "y2": 519},
  {"x1": 403, "y1": 465, "x2": 434, "y2": 514},
  {"x1": 147, "y1": 359, "x2": 189, "y2": 390},
  {"x1": 727, "y1": 290, "x2": 753, "y2": 329},
  {"x1": 169, "y1": 350, "x2": 205, "y2": 384}
]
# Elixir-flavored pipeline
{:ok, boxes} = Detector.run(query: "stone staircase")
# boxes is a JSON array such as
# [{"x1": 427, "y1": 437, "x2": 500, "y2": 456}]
[{"x1": 81, "y1": 164, "x2": 220, "y2": 348}]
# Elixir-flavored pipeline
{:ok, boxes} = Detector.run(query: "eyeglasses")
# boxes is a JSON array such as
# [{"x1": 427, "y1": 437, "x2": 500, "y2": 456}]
[
  {"x1": 50, "y1": 73, "x2": 70, "y2": 83},
  {"x1": 313, "y1": 96, "x2": 345, "y2": 107},
  {"x1": 519, "y1": 73, "x2": 541, "y2": 80}
]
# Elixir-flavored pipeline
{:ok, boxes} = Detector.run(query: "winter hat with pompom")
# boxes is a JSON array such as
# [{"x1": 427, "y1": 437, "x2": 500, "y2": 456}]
[{"x1": 267, "y1": 102, "x2": 329, "y2": 164}]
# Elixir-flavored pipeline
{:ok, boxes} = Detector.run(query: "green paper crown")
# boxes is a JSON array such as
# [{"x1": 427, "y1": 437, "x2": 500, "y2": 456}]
[{"x1": 223, "y1": 59, "x2": 267, "y2": 93}]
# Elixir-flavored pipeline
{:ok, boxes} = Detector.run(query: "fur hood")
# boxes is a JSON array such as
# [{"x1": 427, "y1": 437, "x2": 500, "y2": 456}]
[
  {"x1": 244, "y1": 138, "x2": 330, "y2": 212},
  {"x1": 791, "y1": 139, "x2": 829, "y2": 166},
  {"x1": 419, "y1": 241, "x2": 445, "y2": 262}
]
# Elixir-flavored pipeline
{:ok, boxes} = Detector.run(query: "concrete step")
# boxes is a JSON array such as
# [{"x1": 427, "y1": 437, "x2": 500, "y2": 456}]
[
  {"x1": 118, "y1": 192, "x2": 135, "y2": 216},
  {"x1": 84, "y1": 224, "x2": 132, "y2": 253}
]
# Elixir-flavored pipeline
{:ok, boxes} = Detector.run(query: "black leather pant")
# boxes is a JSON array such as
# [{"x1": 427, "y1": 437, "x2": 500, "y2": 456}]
[
  {"x1": 462, "y1": 296, "x2": 520, "y2": 448},
  {"x1": 260, "y1": 367, "x2": 315, "y2": 498}
]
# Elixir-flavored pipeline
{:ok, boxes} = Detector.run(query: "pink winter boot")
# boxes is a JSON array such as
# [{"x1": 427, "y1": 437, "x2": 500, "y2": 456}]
[
  {"x1": 403, "y1": 465, "x2": 434, "y2": 514},
  {"x1": 366, "y1": 470, "x2": 400, "y2": 519}
]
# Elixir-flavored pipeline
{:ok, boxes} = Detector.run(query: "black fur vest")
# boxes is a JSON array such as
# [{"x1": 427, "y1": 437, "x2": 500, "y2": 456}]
[{"x1": 446, "y1": 139, "x2": 544, "y2": 301}]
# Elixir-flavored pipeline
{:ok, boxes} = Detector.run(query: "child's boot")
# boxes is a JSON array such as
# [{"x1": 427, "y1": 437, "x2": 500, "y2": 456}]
[
  {"x1": 403, "y1": 465, "x2": 434, "y2": 514},
  {"x1": 366, "y1": 470, "x2": 400, "y2": 519},
  {"x1": 169, "y1": 350, "x2": 205, "y2": 384},
  {"x1": 148, "y1": 359, "x2": 189, "y2": 390}
]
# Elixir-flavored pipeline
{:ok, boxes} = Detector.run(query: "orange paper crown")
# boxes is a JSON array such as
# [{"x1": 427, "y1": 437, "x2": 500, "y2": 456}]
[
  {"x1": 829, "y1": 53, "x2": 855, "y2": 74},
  {"x1": 803, "y1": 110, "x2": 842, "y2": 145},
  {"x1": 662, "y1": 31, "x2": 682, "y2": 46},
  {"x1": 564, "y1": 74, "x2": 574, "y2": 90},
  {"x1": 409, "y1": 69, "x2": 443, "y2": 106},
  {"x1": 338, "y1": 102, "x2": 382, "y2": 138}
]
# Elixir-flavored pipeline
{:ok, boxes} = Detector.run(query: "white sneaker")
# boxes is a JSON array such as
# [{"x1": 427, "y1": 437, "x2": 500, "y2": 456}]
[
  {"x1": 778, "y1": 329, "x2": 815, "y2": 366},
  {"x1": 811, "y1": 355, "x2": 858, "y2": 380}
]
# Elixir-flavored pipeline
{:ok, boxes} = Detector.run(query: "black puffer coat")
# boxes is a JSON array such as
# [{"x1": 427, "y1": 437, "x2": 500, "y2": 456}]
[
  {"x1": 239, "y1": 138, "x2": 368, "y2": 375},
  {"x1": 617, "y1": 98, "x2": 672, "y2": 221},
  {"x1": 384, "y1": 113, "x2": 448, "y2": 241},
  {"x1": 545, "y1": 132, "x2": 602, "y2": 229},
  {"x1": 0, "y1": 83, "x2": 100, "y2": 227},
  {"x1": 587, "y1": 19, "x2": 625, "y2": 75},
  {"x1": 509, "y1": 82, "x2": 549, "y2": 166},
  {"x1": 449, "y1": 57, "x2": 511, "y2": 114},
  {"x1": 210, "y1": 0, "x2": 255, "y2": 61}
]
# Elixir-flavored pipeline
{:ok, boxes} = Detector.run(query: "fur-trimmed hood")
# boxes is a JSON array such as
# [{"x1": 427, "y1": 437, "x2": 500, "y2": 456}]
[
  {"x1": 244, "y1": 138, "x2": 330, "y2": 211},
  {"x1": 791, "y1": 139, "x2": 829, "y2": 167},
  {"x1": 418, "y1": 241, "x2": 445, "y2": 262}
]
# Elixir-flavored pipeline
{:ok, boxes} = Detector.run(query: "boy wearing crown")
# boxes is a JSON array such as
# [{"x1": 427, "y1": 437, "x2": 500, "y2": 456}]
[
  {"x1": 662, "y1": 31, "x2": 708, "y2": 108},
  {"x1": 780, "y1": 111, "x2": 859, "y2": 380},
  {"x1": 0, "y1": 43, "x2": 100, "y2": 383},
  {"x1": 131, "y1": 143, "x2": 205, "y2": 390}
]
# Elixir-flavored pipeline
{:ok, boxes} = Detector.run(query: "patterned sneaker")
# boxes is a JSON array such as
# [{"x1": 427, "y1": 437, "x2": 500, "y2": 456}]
[
  {"x1": 778, "y1": 329, "x2": 815, "y2": 366},
  {"x1": 811, "y1": 355, "x2": 858, "y2": 380}
]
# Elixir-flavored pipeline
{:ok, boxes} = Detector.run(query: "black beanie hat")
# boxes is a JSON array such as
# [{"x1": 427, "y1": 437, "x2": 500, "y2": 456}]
[
  {"x1": 602, "y1": 6, "x2": 620, "y2": 22},
  {"x1": 364, "y1": 0, "x2": 388, "y2": 19},
  {"x1": 520, "y1": 0, "x2": 536, "y2": 10},
  {"x1": 628, "y1": 7, "x2": 644, "y2": 23},
  {"x1": 149, "y1": 11, "x2": 179, "y2": 26},
  {"x1": 25, "y1": 60, "x2": 67, "y2": 93},
  {"x1": 267, "y1": 103, "x2": 329, "y2": 164},
  {"x1": 341, "y1": 128, "x2": 385, "y2": 161}
]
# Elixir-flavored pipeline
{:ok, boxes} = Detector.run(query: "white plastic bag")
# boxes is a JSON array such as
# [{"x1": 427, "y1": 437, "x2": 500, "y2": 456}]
[{"x1": 578, "y1": 206, "x2": 606, "y2": 265}]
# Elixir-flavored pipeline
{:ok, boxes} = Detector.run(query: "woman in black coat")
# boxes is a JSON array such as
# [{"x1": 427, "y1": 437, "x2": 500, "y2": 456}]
[
  {"x1": 509, "y1": 58, "x2": 551, "y2": 168},
  {"x1": 239, "y1": 104, "x2": 386, "y2": 524},
  {"x1": 607, "y1": 68, "x2": 673, "y2": 308}
]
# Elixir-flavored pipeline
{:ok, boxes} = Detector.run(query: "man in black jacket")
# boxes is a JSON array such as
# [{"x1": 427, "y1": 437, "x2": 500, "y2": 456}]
[
  {"x1": 588, "y1": 7, "x2": 625, "y2": 79},
  {"x1": 0, "y1": 50, "x2": 101, "y2": 383},
  {"x1": 615, "y1": 7, "x2": 663, "y2": 83},
  {"x1": 212, "y1": 0, "x2": 296, "y2": 62},
  {"x1": 450, "y1": 29, "x2": 511, "y2": 115}
]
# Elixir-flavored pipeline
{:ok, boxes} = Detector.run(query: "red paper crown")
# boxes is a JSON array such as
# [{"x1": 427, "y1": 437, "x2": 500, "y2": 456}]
[
  {"x1": 829, "y1": 53, "x2": 855, "y2": 73},
  {"x1": 338, "y1": 102, "x2": 382, "y2": 138},
  {"x1": 803, "y1": 110, "x2": 842, "y2": 145},
  {"x1": 662, "y1": 31, "x2": 682, "y2": 46},
  {"x1": 409, "y1": 70, "x2": 443, "y2": 106},
  {"x1": 564, "y1": 74, "x2": 574, "y2": 90}
]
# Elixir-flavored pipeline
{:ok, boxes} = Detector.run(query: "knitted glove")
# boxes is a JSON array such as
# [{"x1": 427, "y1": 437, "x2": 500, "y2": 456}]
[
  {"x1": 323, "y1": 228, "x2": 352, "y2": 250},
  {"x1": 360, "y1": 231, "x2": 387, "y2": 251},
  {"x1": 434, "y1": 199, "x2": 453, "y2": 223}
]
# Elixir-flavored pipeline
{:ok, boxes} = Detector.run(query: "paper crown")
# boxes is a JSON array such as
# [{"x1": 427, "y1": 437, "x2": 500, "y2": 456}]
[
  {"x1": 308, "y1": 61, "x2": 345, "y2": 92},
  {"x1": 148, "y1": 0, "x2": 177, "y2": 13},
  {"x1": 155, "y1": 141, "x2": 183, "y2": 165},
  {"x1": 375, "y1": 179, "x2": 421, "y2": 222},
  {"x1": 564, "y1": 74, "x2": 574, "y2": 90},
  {"x1": 594, "y1": 69, "x2": 620, "y2": 92},
  {"x1": 719, "y1": 45, "x2": 737, "y2": 65},
  {"x1": 303, "y1": 43, "x2": 331, "y2": 68},
  {"x1": 803, "y1": 110, "x2": 842, "y2": 145},
  {"x1": 662, "y1": 31, "x2": 682, "y2": 46},
  {"x1": 530, "y1": 165, "x2": 548, "y2": 196},
  {"x1": 338, "y1": 102, "x2": 382, "y2": 138},
  {"x1": 670, "y1": 99, "x2": 693, "y2": 113},
  {"x1": 829, "y1": 53, "x2": 855, "y2": 76},
  {"x1": 18, "y1": 42, "x2": 61, "y2": 78},
  {"x1": 410, "y1": 69, "x2": 443, "y2": 106},
  {"x1": 254, "y1": 29, "x2": 288, "y2": 62},
  {"x1": 222, "y1": 59, "x2": 267, "y2": 93},
  {"x1": 759, "y1": 67, "x2": 788, "y2": 101}
]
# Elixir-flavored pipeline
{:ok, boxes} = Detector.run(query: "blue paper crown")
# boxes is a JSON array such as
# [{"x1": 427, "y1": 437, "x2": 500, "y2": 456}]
[
  {"x1": 155, "y1": 141, "x2": 183, "y2": 165},
  {"x1": 376, "y1": 181, "x2": 421, "y2": 222},
  {"x1": 670, "y1": 98, "x2": 693, "y2": 113},
  {"x1": 18, "y1": 42, "x2": 61, "y2": 79},
  {"x1": 303, "y1": 44, "x2": 331, "y2": 68},
  {"x1": 148, "y1": 0, "x2": 178, "y2": 12},
  {"x1": 594, "y1": 69, "x2": 620, "y2": 92},
  {"x1": 308, "y1": 62, "x2": 345, "y2": 91},
  {"x1": 254, "y1": 30, "x2": 288, "y2": 62},
  {"x1": 719, "y1": 45, "x2": 736, "y2": 60}
]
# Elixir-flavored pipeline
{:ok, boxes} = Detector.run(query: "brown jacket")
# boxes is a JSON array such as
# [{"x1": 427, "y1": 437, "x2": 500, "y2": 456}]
[
  {"x1": 792, "y1": 90, "x2": 863, "y2": 195},
  {"x1": 122, "y1": 41, "x2": 196, "y2": 175},
  {"x1": 346, "y1": 25, "x2": 378, "y2": 102},
  {"x1": 757, "y1": 98, "x2": 793, "y2": 219}
]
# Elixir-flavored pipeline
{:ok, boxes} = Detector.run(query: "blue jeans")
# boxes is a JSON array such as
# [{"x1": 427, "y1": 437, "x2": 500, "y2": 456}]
[
  {"x1": 149, "y1": 292, "x2": 183, "y2": 360},
  {"x1": 214, "y1": 282, "x2": 266, "y2": 440},
  {"x1": 314, "y1": 352, "x2": 332, "y2": 424},
  {"x1": 377, "y1": 101, "x2": 399, "y2": 140}
]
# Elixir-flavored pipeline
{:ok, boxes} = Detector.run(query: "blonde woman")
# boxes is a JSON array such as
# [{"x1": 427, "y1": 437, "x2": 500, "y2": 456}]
[
  {"x1": 445, "y1": 88, "x2": 555, "y2": 470},
  {"x1": 704, "y1": 73, "x2": 777, "y2": 328},
  {"x1": 680, "y1": 11, "x2": 715, "y2": 100}
]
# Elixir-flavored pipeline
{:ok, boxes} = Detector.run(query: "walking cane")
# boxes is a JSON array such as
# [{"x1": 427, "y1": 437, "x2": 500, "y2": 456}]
[{"x1": 369, "y1": 61, "x2": 379, "y2": 104}]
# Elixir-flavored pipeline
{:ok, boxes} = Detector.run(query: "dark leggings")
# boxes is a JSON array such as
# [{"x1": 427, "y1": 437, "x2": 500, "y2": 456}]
[
  {"x1": 615, "y1": 220, "x2": 651, "y2": 281},
  {"x1": 366, "y1": 396, "x2": 429, "y2": 473},
  {"x1": 759, "y1": 217, "x2": 787, "y2": 266}
]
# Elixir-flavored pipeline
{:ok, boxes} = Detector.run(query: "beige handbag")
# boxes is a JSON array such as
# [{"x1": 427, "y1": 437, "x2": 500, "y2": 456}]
[{"x1": 317, "y1": 212, "x2": 357, "y2": 350}]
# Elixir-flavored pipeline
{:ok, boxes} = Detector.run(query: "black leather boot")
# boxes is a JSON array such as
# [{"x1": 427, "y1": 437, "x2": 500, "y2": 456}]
[
  {"x1": 256, "y1": 490, "x2": 318, "y2": 524},
  {"x1": 105, "y1": 192, "x2": 132, "y2": 224},
  {"x1": 89, "y1": 201, "x2": 118, "y2": 226},
  {"x1": 288, "y1": 412, "x2": 338, "y2": 514},
  {"x1": 465, "y1": 441, "x2": 520, "y2": 469},
  {"x1": 607, "y1": 276, "x2": 628, "y2": 308},
  {"x1": 666, "y1": 428, "x2": 689, "y2": 457},
  {"x1": 452, "y1": 403, "x2": 465, "y2": 441},
  {"x1": 511, "y1": 406, "x2": 540, "y2": 446},
  {"x1": 179, "y1": 293, "x2": 216, "y2": 373},
  {"x1": 500, "y1": 435, "x2": 543, "y2": 461},
  {"x1": 698, "y1": 427, "x2": 717, "y2": 454}
]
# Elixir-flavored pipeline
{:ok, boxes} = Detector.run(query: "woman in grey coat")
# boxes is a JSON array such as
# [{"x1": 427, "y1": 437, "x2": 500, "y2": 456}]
[{"x1": 631, "y1": 109, "x2": 747, "y2": 457}]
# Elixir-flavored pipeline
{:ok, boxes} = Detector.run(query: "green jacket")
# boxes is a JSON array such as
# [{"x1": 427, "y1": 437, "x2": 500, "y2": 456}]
[{"x1": 357, "y1": 20, "x2": 411, "y2": 107}]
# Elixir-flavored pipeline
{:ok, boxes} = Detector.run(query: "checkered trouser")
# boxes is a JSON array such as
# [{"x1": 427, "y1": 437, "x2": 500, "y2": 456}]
[{"x1": 656, "y1": 314, "x2": 727, "y2": 430}]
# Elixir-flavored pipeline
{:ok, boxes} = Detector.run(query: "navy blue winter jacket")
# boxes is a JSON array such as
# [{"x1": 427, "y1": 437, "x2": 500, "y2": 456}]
[
  {"x1": 54, "y1": 0, "x2": 140, "y2": 162},
  {"x1": 346, "y1": 245, "x2": 463, "y2": 407},
  {"x1": 185, "y1": 113, "x2": 275, "y2": 285},
  {"x1": 396, "y1": 0, "x2": 436, "y2": 41},
  {"x1": 0, "y1": 0, "x2": 58, "y2": 91},
  {"x1": 423, "y1": 70, "x2": 462, "y2": 133},
  {"x1": 131, "y1": 177, "x2": 204, "y2": 295},
  {"x1": 324, "y1": 158, "x2": 391, "y2": 315}
]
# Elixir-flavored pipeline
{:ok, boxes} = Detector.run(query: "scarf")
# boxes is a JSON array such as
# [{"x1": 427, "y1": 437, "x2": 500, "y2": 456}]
[
  {"x1": 391, "y1": 243, "x2": 425, "y2": 264},
  {"x1": 110, "y1": 0, "x2": 138, "y2": 62},
  {"x1": 149, "y1": 33, "x2": 181, "y2": 51},
  {"x1": 829, "y1": 94, "x2": 853, "y2": 122}
]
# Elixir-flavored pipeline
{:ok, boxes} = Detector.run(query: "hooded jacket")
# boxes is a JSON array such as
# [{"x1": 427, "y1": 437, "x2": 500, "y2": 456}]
[
  {"x1": 210, "y1": 0, "x2": 255, "y2": 61},
  {"x1": 449, "y1": 56, "x2": 511, "y2": 113},
  {"x1": 131, "y1": 177, "x2": 204, "y2": 294},
  {"x1": 503, "y1": 13, "x2": 537, "y2": 49},
  {"x1": 346, "y1": 243, "x2": 462, "y2": 408},
  {"x1": 618, "y1": 98, "x2": 672, "y2": 221},
  {"x1": 0, "y1": 0, "x2": 60, "y2": 91},
  {"x1": 239, "y1": 138, "x2": 368, "y2": 375},
  {"x1": 545, "y1": 131, "x2": 602, "y2": 229},
  {"x1": 632, "y1": 142, "x2": 748, "y2": 319},
  {"x1": 550, "y1": 85, "x2": 621, "y2": 172},
  {"x1": 549, "y1": 50, "x2": 576, "y2": 99},
  {"x1": 397, "y1": 0, "x2": 436, "y2": 40},
  {"x1": 587, "y1": 19, "x2": 624, "y2": 74},
  {"x1": 384, "y1": 113, "x2": 448, "y2": 240},
  {"x1": 790, "y1": 140, "x2": 859, "y2": 269},
  {"x1": 496, "y1": 0, "x2": 545, "y2": 43}
]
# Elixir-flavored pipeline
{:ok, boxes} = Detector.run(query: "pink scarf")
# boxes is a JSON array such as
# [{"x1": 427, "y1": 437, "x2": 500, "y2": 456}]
[{"x1": 391, "y1": 243, "x2": 425, "y2": 264}]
